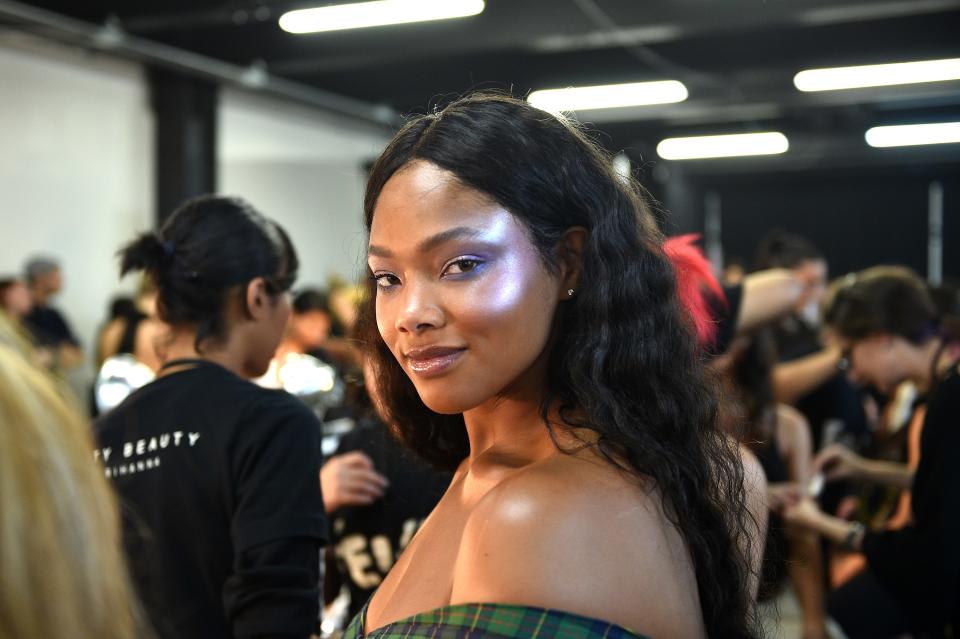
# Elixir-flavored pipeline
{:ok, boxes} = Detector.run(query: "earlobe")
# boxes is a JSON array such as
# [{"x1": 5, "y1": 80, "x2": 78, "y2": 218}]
[{"x1": 557, "y1": 226, "x2": 588, "y2": 300}]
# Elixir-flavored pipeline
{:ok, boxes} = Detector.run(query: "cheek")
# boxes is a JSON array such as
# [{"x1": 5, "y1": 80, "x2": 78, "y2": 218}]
[{"x1": 452, "y1": 258, "x2": 558, "y2": 376}]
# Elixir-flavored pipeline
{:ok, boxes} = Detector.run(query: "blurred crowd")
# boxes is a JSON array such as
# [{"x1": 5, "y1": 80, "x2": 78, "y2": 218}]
[{"x1": 1, "y1": 215, "x2": 956, "y2": 639}]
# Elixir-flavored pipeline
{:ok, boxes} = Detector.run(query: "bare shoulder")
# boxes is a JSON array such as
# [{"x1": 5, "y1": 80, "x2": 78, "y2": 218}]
[
  {"x1": 450, "y1": 453, "x2": 705, "y2": 639},
  {"x1": 774, "y1": 403, "x2": 812, "y2": 455}
]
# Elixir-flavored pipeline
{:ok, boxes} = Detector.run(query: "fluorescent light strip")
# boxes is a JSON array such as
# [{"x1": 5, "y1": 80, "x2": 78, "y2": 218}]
[
  {"x1": 657, "y1": 132, "x2": 789, "y2": 160},
  {"x1": 865, "y1": 122, "x2": 960, "y2": 148},
  {"x1": 528, "y1": 81, "x2": 688, "y2": 113},
  {"x1": 279, "y1": 0, "x2": 484, "y2": 34},
  {"x1": 794, "y1": 58, "x2": 960, "y2": 92}
]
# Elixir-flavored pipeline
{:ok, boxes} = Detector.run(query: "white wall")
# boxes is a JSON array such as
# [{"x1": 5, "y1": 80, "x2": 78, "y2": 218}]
[
  {"x1": 0, "y1": 38, "x2": 390, "y2": 358},
  {"x1": 0, "y1": 36, "x2": 154, "y2": 356},
  {"x1": 218, "y1": 88, "x2": 389, "y2": 288}
]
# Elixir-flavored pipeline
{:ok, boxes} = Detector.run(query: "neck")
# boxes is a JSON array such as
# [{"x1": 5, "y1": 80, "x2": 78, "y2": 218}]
[
  {"x1": 30, "y1": 288, "x2": 49, "y2": 306},
  {"x1": 161, "y1": 329, "x2": 249, "y2": 378},
  {"x1": 911, "y1": 337, "x2": 949, "y2": 392},
  {"x1": 461, "y1": 358, "x2": 565, "y2": 473}
]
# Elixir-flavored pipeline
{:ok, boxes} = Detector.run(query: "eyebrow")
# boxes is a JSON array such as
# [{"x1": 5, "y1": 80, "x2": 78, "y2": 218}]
[{"x1": 368, "y1": 226, "x2": 487, "y2": 258}]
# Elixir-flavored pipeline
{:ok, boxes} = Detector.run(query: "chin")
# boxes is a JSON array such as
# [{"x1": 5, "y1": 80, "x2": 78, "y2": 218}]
[{"x1": 413, "y1": 383, "x2": 486, "y2": 415}]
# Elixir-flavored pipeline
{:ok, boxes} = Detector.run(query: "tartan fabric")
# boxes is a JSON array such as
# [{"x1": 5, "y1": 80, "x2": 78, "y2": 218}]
[{"x1": 342, "y1": 602, "x2": 650, "y2": 639}]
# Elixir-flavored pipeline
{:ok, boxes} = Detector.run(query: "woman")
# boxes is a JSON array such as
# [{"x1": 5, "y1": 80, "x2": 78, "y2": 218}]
[
  {"x1": 784, "y1": 266, "x2": 960, "y2": 638},
  {"x1": 351, "y1": 94, "x2": 759, "y2": 639},
  {"x1": 96, "y1": 195, "x2": 327, "y2": 639},
  {"x1": 722, "y1": 331, "x2": 827, "y2": 638},
  {"x1": 0, "y1": 314, "x2": 149, "y2": 639},
  {"x1": 97, "y1": 276, "x2": 164, "y2": 372}
]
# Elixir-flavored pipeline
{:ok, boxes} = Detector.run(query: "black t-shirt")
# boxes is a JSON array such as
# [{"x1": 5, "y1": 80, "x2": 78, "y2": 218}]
[
  {"x1": 24, "y1": 305, "x2": 77, "y2": 346},
  {"x1": 327, "y1": 419, "x2": 451, "y2": 618},
  {"x1": 95, "y1": 361, "x2": 327, "y2": 639},
  {"x1": 862, "y1": 365, "x2": 960, "y2": 635}
]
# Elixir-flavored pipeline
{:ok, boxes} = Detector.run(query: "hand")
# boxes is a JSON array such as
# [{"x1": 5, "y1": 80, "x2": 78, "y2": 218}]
[
  {"x1": 782, "y1": 497, "x2": 826, "y2": 530},
  {"x1": 767, "y1": 481, "x2": 803, "y2": 513},
  {"x1": 320, "y1": 451, "x2": 389, "y2": 512},
  {"x1": 812, "y1": 444, "x2": 864, "y2": 483}
]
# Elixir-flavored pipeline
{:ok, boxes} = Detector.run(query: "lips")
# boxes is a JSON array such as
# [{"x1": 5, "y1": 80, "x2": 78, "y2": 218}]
[{"x1": 403, "y1": 345, "x2": 466, "y2": 376}]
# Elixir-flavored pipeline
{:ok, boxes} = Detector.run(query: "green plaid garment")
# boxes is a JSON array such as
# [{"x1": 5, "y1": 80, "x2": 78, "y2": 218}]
[{"x1": 342, "y1": 602, "x2": 650, "y2": 638}]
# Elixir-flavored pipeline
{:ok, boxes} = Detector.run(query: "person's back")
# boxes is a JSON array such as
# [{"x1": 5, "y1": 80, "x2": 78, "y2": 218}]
[
  {"x1": 99, "y1": 194, "x2": 327, "y2": 639},
  {"x1": 97, "y1": 360, "x2": 323, "y2": 638}
]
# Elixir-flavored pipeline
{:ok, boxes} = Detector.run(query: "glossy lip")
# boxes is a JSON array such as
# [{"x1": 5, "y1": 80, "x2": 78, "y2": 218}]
[{"x1": 403, "y1": 345, "x2": 467, "y2": 377}]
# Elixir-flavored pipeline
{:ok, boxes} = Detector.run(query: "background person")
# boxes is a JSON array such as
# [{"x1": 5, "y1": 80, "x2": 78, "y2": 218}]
[{"x1": 97, "y1": 195, "x2": 327, "y2": 639}]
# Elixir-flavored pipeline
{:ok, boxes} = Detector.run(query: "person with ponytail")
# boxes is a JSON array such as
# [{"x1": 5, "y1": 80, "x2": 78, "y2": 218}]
[
  {"x1": 96, "y1": 195, "x2": 326, "y2": 639},
  {"x1": 347, "y1": 93, "x2": 759, "y2": 639}
]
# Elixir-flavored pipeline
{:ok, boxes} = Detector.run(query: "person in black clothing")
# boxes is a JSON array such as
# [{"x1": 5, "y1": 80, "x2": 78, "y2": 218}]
[
  {"x1": 95, "y1": 195, "x2": 326, "y2": 639},
  {"x1": 23, "y1": 256, "x2": 78, "y2": 345},
  {"x1": 322, "y1": 360, "x2": 451, "y2": 619},
  {"x1": 21, "y1": 256, "x2": 85, "y2": 370},
  {"x1": 784, "y1": 266, "x2": 960, "y2": 638},
  {"x1": 97, "y1": 277, "x2": 164, "y2": 372}
]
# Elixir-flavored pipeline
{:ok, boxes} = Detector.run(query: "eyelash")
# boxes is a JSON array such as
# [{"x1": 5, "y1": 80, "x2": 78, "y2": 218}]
[{"x1": 371, "y1": 256, "x2": 486, "y2": 291}]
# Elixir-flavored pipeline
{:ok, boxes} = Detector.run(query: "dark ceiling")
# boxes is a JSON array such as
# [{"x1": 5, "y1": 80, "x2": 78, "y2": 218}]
[{"x1": 5, "y1": 0, "x2": 960, "y2": 171}]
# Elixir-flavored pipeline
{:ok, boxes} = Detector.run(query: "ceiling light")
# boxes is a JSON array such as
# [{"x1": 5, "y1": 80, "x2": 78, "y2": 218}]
[
  {"x1": 279, "y1": 0, "x2": 484, "y2": 34},
  {"x1": 657, "y1": 132, "x2": 789, "y2": 160},
  {"x1": 794, "y1": 58, "x2": 960, "y2": 92},
  {"x1": 528, "y1": 81, "x2": 688, "y2": 113},
  {"x1": 865, "y1": 122, "x2": 960, "y2": 148}
]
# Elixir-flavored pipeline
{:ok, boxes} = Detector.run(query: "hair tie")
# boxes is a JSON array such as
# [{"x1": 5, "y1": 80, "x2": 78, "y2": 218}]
[{"x1": 161, "y1": 241, "x2": 175, "y2": 259}]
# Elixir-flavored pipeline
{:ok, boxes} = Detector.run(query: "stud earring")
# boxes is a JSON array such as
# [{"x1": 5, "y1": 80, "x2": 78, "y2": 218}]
[{"x1": 567, "y1": 289, "x2": 574, "y2": 297}]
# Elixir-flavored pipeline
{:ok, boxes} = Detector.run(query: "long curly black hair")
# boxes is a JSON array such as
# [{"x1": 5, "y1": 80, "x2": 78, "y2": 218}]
[{"x1": 357, "y1": 93, "x2": 759, "y2": 638}]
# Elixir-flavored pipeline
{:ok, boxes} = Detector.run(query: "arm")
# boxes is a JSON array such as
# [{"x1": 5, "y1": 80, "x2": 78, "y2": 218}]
[
  {"x1": 739, "y1": 445, "x2": 768, "y2": 603},
  {"x1": 226, "y1": 397, "x2": 326, "y2": 639},
  {"x1": 777, "y1": 407, "x2": 827, "y2": 639},
  {"x1": 783, "y1": 499, "x2": 866, "y2": 550},
  {"x1": 813, "y1": 444, "x2": 914, "y2": 491},
  {"x1": 735, "y1": 269, "x2": 804, "y2": 335},
  {"x1": 772, "y1": 345, "x2": 843, "y2": 404}
]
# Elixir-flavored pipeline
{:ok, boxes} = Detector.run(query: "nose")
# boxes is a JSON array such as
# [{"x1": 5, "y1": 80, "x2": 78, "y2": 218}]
[{"x1": 394, "y1": 280, "x2": 444, "y2": 335}]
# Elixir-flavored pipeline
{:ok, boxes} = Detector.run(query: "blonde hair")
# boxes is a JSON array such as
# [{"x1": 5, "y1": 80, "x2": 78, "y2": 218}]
[{"x1": 0, "y1": 316, "x2": 148, "y2": 639}]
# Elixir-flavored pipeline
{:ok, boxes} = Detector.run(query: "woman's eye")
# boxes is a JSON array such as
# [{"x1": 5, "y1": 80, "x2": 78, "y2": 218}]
[
  {"x1": 444, "y1": 258, "x2": 482, "y2": 276},
  {"x1": 373, "y1": 273, "x2": 400, "y2": 289}
]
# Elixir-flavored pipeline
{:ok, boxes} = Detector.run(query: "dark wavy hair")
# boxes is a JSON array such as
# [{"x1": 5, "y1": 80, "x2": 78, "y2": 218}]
[
  {"x1": 118, "y1": 195, "x2": 298, "y2": 352},
  {"x1": 357, "y1": 93, "x2": 757, "y2": 638}
]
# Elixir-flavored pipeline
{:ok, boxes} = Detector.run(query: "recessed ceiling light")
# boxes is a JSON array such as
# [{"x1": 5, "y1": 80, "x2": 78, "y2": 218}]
[
  {"x1": 528, "y1": 81, "x2": 688, "y2": 113},
  {"x1": 657, "y1": 132, "x2": 789, "y2": 160},
  {"x1": 865, "y1": 122, "x2": 960, "y2": 148},
  {"x1": 794, "y1": 58, "x2": 960, "y2": 92},
  {"x1": 279, "y1": 0, "x2": 484, "y2": 34}
]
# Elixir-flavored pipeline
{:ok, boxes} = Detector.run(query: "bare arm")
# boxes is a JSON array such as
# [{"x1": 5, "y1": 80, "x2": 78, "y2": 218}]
[
  {"x1": 813, "y1": 444, "x2": 915, "y2": 491},
  {"x1": 735, "y1": 269, "x2": 805, "y2": 336},
  {"x1": 772, "y1": 345, "x2": 843, "y2": 405},
  {"x1": 777, "y1": 407, "x2": 827, "y2": 638},
  {"x1": 739, "y1": 445, "x2": 768, "y2": 603}
]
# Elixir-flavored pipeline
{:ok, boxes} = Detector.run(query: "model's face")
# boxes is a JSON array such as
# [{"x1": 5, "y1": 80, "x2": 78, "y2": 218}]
[
  {"x1": 368, "y1": 161, "x2": 562, "y2": 414},
  {"x1": 846, "y1": 334, "x2": 907, "y2": 394}
]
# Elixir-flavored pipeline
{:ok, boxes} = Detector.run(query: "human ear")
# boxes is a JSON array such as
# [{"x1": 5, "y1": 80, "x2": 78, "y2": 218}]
[
  {"x1": 555, "y1": 226, "x2": 588, "y2": 300},
  {"x1": 245, "y1": 278, "x2": 269, "y2": 320}
]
